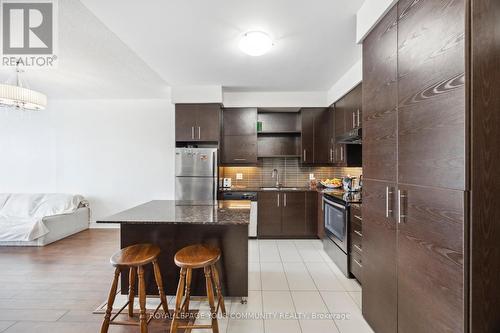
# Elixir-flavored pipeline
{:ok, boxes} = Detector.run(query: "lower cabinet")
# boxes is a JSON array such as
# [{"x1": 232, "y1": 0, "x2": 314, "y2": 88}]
[
  {"x1": 349, "y1": 204, "x2": 363, "y2": 283},
  {"x1": 258, "y1": 191, "x2": 317, "y2": 238}
]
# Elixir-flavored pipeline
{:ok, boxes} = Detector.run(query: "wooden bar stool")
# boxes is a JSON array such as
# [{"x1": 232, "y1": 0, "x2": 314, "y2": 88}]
[
  {"x1": 170, "y1": 244, "x2": 226, "y2": 333},
  {"x1": 100, "y1": 244, "x2": 169, "y2": 333}
]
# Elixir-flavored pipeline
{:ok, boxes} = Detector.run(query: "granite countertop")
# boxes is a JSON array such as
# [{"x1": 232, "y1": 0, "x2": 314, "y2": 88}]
[{"x1": 97, "y1": 200, "x2": 251, "y2": 225}]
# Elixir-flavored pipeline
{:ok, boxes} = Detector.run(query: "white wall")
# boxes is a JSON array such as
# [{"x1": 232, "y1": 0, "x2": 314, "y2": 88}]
[
  {"x1": 222, "y1": 91, "x2": 327, "y2": 108},
  {"x1": 327, "y1": 59, "x2": 362, "y2": 106},
  {"x1": 172, "y1": 85, "x2": 223, "y2": 104},
  {"x1": 0, "y1": 99, "x2": 175, "y2": 226}
]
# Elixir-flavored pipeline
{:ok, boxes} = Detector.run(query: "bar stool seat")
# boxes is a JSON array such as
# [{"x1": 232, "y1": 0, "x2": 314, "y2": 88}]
[
  {"x1": 110, "y1": 243, "x2": 161, "y2": 267},
  {"x1": 174, "y1": 244, "x2": 220, "y2": 268},
  {"x1": 170, "y1": 244, "x2": 226, "y2": 333},
  {"x1": 101, "y1": 244, "x2": 169, "y2": 333}
]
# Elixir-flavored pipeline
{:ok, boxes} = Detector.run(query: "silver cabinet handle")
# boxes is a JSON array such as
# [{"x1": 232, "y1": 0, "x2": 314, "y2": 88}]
[
  {"x1": 330, "y1": 148, "x2": 333, "y2": 162},
  {"x1": 353, "y1": 258, "x2": 362, "y2": 267},
  {"x1": 352, "y1": 112, "x2": 356, "y2": 128},
  {"x1": 198, "y1": 126, "x2": 201, "y2": 139},
  {"x1": 340, "y1": 146, "x2": 344, "y2": 161},
  {"x1": 191, "y1": 126, "x2": 195, "y2": 139},
  {"x1": 354, "y1": 244, "x2": 363, "y2": 253},
  {"x1": 284, "y1": 193, "x2": 287, "y2": 207},
  {"x1": 303, "y1": 149, "x2": 307, "y2": 162},
  {"x1": 386, "y1": 186, "x2": 393, "y2": 218},
  {"x1": 354, "y1": 230, "x2": 363, "y2": 237},
  {"x1": 357, "y1": 109, "x2": 360, "y2": 127},
  {"x1": 398, "y1": 189, "x2": 407, "y2": 224},
  {"x1": 277, "y1": 193, "x2": 280, "y2": 207},
  {"x1": 234, "y1": 158, "x2": 247, "y2": 161},
  {"x1": 354, "y1": 215, "x2": 362, "y2": 221}
]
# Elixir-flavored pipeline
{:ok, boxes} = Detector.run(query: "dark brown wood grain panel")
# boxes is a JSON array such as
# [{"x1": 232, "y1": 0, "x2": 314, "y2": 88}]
[
  {"x1": 301, "y1": 109, "x2": 315, "y2": 163},
  {"x1": 397, "y1": 185, "x2": 464, "y2": 333},
  {"x1": 196, "y1": 104, "x2": 221, "y2": 142},
  {"x1": 314, "y1": 108, "x2": 333, "y2": 164},
  {"x1": 362, "y1": 179, "x2": 397, "y2": 333},
  {"x1": 470, "y1": 0, "x2": 500, "y2": 331},
  {"x1": 175, "y1": 104, "x2": 197, "y2": 142},
  {"x1": 397, "y1": 0, "x2": 466, "y2": 190},
  {"x1": 282, "y1": 192, "x2": 307, "y2": 236},
  {"x1": 257, "y1": 191, "x2": 282, "y2": 237},
  {"x1": 223, "y1": 108, "x2": 257, "y2": 136},
  {"x1": 257, "y1": 135, "x2": 301, "y2": 157},
  {"x1": 222, "y1": 135, "x2": 257, "y2": 164},
  {"x1": 362, "y1": 5, "x2": 398, "y2": 182}
]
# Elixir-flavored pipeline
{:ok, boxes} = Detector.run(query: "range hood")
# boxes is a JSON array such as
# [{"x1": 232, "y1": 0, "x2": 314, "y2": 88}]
[{"x1": 336, "y1": 128, "x2": 362, "y2": 144}]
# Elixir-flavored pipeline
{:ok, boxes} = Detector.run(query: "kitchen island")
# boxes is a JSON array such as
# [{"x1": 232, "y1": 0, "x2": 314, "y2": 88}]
[{"x1": 97, "y1": 200, "x2": 249, "y2": 298}]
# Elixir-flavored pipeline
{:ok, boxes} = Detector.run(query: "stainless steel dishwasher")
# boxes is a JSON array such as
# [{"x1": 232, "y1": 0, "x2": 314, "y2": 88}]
[{"x1": 220, "y1": 191, "x2": 258, "y2": 238}]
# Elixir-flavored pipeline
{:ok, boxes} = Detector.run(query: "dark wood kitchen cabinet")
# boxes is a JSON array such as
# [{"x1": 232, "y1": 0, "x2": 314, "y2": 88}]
[
  {"x1": 334, "y1": 83, "x2": 362, "y2": 136},
  {"x1": 175, "y1": 104, "x2": 220, "y2": 142},
  {"x1": 349, "y1": 203, "x2": 363, "y2": 284},
  {"x1": 300, "y1": 109, "x2": 315, "y2": 164},
  {"x1": 257, "y1": 192, "x2": 282, "y2": 237},
  {"x1": 363, "y1": 1, "x2": 466, "y2": 332},
  {"x1": 258, "y1": 191, "x2": 317, "y2": 238},
  {"x1": 221, "y1": 108, "x2": 258, "y2": 165},
  {"x1": 300, "y1": 108, "x2": 333, "y2": 164}
]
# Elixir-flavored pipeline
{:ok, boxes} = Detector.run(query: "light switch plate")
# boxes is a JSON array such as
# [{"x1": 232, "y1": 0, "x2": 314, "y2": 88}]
[
  {"x1": 236, "y1": 173, "x2": 243, "y2": 180},
  {"x1": 309, "y1": 173, "x2": 315, "y2": 180}
]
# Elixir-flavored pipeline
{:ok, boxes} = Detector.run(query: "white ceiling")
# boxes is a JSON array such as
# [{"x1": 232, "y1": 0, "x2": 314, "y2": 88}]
[
  {"x1": 80, "y1": 0, "x2": 363, "y2": 92},
  {"x1": 0, "y1": 0, "x2": 169, "y2": 99}
]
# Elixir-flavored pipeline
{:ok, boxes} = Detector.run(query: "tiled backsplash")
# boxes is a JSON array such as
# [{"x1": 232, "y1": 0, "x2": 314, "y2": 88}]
[{"x1": 220, "y1": 158, "x2": 362, "y2": 188}]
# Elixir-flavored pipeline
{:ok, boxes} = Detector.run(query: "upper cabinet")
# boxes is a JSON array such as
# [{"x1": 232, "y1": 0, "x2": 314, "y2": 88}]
[
  {"x1": 300, "y1": 108, "x2": 333, "y2": 165},
  {"x1": 334, "y1": 83, "x2": 362, "y2": 137},
  {"x1": 175, "y1": 104, "x2": 221, "y2": 142},
  {"x1": 331, "y1": 83, "x2": 363, "y2": 167},
  {"x1": 221, "y1": 108, "x2": 258, "y2": 165}
]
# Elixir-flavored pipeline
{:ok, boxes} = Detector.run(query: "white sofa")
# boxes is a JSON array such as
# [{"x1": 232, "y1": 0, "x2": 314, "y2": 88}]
[{"x1": 0, "y1": 194, "x2": 90, "y2": 246}]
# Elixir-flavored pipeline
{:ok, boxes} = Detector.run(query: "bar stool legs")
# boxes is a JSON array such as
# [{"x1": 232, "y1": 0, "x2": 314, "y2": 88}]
[
  {"x1": 204, "y1": 266, "x2": 219, "y2": 333},
  {"x1": 171, "y1": 268, "x2": 187, "y2": 333},
  {"x1": 211, "y1": 264, "x2": 226, "y2": 316},
  {"x1": 152, "y1": 260, "x2": 169, "y2": 314},
  {"x1": 101, "y1": 267, "x2": 120, "y2": 333},
  {"x1": 100, "y1": 244, "x2": 169, "y2": 333},
  {"x1": 128, "y1": 267, "x2": 136, "y2": 317}
]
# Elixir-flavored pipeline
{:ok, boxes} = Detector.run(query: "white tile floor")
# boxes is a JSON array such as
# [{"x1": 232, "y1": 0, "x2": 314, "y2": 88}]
[{"x1": 193, "y1": 238, "x2": 374, "y2": 333}]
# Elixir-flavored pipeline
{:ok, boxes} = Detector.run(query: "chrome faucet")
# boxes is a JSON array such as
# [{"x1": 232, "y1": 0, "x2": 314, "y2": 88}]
[{"x1": 272, "y1": 168, "x2": 281, "y2": 188}]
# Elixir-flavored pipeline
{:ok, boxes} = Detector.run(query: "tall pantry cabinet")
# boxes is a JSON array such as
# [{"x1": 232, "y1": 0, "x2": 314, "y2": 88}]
[{"x1": 362, "y1": 0, "x2": 500, "y2": 333}]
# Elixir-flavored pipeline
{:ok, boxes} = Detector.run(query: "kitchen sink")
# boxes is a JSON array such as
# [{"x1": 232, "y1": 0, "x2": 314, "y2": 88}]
[{"x1": 260, "y1": 187, "x2": 301, "y2": 191}]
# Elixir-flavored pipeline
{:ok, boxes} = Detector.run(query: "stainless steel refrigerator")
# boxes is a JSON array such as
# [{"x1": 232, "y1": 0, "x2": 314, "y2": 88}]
[{"x1": 175, "y1": 148, "x2": 218, "y2": 201}]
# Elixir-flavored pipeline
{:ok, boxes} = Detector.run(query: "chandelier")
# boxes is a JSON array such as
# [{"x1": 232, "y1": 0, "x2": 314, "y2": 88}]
[{"x1": 0, "y1": 65, "x2": 47, "y2": 111}]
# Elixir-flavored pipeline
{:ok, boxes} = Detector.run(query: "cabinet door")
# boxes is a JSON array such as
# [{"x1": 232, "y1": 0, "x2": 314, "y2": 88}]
[
  {"x1": 397, "y1": 0, "x2": 465, "y2": 190},
  {"x1": 257, "y1": 192, "x2": 282, "y2": 237},
  {"x1": 314, "y1": 108, "x2": 333, "y2": 164},
  {"x1": 281, "y1": 192, "x2": 306, "y2": 236},
  {"x1": 334, "y1": 104, "x2": 345, "y2": 138},
  {"x1": 317, "y1": 192, "x2": 325, "y2": 239},
  {"x1": 175, "y1": 104, "x2": 197, "y2": 141},
  {"x1": 222, "y1": 135, "x2": 257, "y2": 164},
  {"x1": 196, "y1": 104, "x2": 221, "y2": 142},
  {"x1": 362, "y1": 3, "x2": 398, "y2": 182},
  {"x1": 301, "y1": 109, "x2": 315, "y2": 163},
  {"x1": 334, "y1": 143, "x2": 346, "y2": 166},
  {"x1": 305, "y1": 191, "x2": 318, "y2": 236},
  {"x1": 362, "y1": 179, "x2": 397, "y2": 333},
  {"x1": 223, "y1": 108, "x2": 257, "y2": 136},
  {"x1": 397, "y1": 185, "x2": 464, "y2": 333}
]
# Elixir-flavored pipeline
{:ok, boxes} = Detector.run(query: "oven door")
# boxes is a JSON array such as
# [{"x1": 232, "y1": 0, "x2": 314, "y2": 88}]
[{"x1": 323, "y1": 197, "x2": 348, "y2": 253}]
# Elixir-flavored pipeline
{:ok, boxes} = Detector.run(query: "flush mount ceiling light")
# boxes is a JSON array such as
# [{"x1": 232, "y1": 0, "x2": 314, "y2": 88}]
[
  {"x1": 239, "y1": 31, "x2": 273, "y2": 56},
  {"x1": 0, "y1": 65, "x2": 47, "y2": 111}
]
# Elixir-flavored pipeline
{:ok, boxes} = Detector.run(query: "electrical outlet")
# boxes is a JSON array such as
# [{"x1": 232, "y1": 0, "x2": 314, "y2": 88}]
[
  {"x1": 236, "y1": 173, "x2": 243, "y2": 180},
  {"x1": 309, "y1": 173, "x2": 315, "y2": 180}
]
